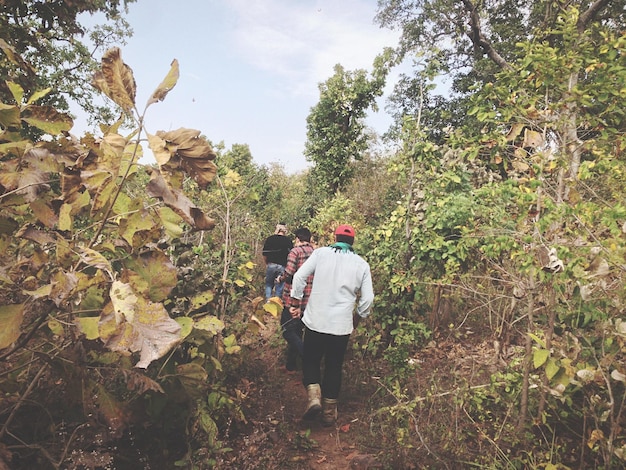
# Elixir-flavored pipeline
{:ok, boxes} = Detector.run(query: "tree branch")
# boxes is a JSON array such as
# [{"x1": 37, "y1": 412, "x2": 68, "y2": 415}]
[
  {"x1": 578, "y1": 0, "x2": 611, "y2": 31},
  {"x1": 461, "y1": 0, "x2": 513, "y2": 70}
]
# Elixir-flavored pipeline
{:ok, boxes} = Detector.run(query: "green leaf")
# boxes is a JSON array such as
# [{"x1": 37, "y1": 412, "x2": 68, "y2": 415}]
[
  {"x1": 47, "y1": 318, "x2": 64, "y2": 336},
  {"x1": 533, "y1": 348, "x2": 550, "y2": 369},
  {"x1": 194, "y1": 316, "x2": 224, "y2": 336},
  {"x1": 147, "y1": 58, "x2": 179, "y2": 106},
  {"x1": 21, "y1": 105, "x2": 72, "y2": 134},
  {"x1": 6, "y1": 81, "x2": 24, "y2": 104},
  {"x1": 158, "y1": 206, "x2": 184, "y2": 239},
  {"x1": 175, "y1": 317, "x2": 193, "y2": 339},
  {"x1": 26, "y1": 87, "x2": 52, "y2": 105},
  {"x1": 76, "y1": 317, "x2": 100, "y2": 340},
  {"x1": 545, "y1": 358, "x2": 560, "y2": 380},
  {"x1": 528, "y1": 333, "x2": 546, "y2": 348},
  {"x1": 190, "y1": 290, "x2": 214, "y2": 311},
  {"x1": 263, "y1": 297, "x2": 282, "y2": 317}
]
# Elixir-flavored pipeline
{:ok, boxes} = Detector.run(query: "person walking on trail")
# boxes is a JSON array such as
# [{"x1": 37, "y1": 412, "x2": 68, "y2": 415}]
[
  {"x1": 289, "y1": 224, "x2": 374, "y2": 426},
  {"x1": 262, "y1": 223, "x2": 293, "y2": 301},
  {"x1": 280, "y1": 227, "x2": 314, "y2": 373}
]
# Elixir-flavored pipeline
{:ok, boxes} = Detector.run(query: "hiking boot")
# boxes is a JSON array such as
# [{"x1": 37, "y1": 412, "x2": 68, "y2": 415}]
[
  {"x1": 321, "y1": 397, "x2": 337, "y2": 427},
  {"x1": 303, "y1": 384, "x2": 322, "y2": 420}
]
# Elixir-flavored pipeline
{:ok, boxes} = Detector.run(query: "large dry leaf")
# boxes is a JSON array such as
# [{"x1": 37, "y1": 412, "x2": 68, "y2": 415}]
[
  {"x1": 0, "y1": 303, "x2": 25, "y2": 349},
  {"x1": 30, "y1": 199, "x2": 58, "y2": 228},
  {"x1": 78, "y1": 247, "x2": 114, "y2": 279},
  {"x1": 0, "y1": 38, "x2": 35, "y2": 75},
  {"x1": 505, "y1": 123, "x2": 525, "y2": 142},
  {"x1": 0, "y1": 157, "x2": 50, "y2": 202},
  {"x1": 92, "y1": 48, "x2": 136, "y2": 113},
  {"x1": 16, "y1": 224, "x2": 56, "y2": 245},
  {"x1": 155, "y1": 128, "x2": 217, "y2": 189},
  {"x1": 147, "y1": 133, "x2": 171, "y2": 166},
  {"x1": 159, "y1": 206, "x2": 184, "y2": 238},
  {"x1": 146, "y1": 171, "x2": 215, "y2": 230},
  {"x1": 91, "y1": 175, "x2": 117, "y2": 216},
  {"x1": 100, "y1": 290, "x2": 182, "y2": 369},
  {"x1": 147, "y1": 59, "x2": 179, "y2": 106},
  {"x1": 60, "y1": 168, "x2": 83, "y2": 203},
  {"x1": 99, "y1": 133, "x2": 127, "y2": 175}
]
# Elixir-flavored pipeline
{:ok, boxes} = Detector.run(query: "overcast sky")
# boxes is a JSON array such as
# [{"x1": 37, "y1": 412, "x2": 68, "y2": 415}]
[{"x1": 77, "y1": 0, "x2": 405, "y2": 173}]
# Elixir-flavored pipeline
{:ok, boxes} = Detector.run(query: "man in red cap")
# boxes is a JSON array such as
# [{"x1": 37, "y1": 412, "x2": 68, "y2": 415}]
[{"x1": 289, "y1": 224, "x2": 374, "y2": 426}]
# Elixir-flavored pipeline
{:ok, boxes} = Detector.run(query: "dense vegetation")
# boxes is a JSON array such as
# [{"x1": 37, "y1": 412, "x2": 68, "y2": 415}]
[{"x1": 0, "y1": 0, "x2": 625, "y2": 468}]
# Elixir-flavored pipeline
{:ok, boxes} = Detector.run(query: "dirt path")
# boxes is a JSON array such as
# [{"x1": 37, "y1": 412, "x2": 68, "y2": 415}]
[{"x1": 221, "y1": 316, "x2": 380, "y2": 469}]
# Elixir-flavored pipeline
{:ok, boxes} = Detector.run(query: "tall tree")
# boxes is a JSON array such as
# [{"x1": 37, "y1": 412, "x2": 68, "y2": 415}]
[
  {"x1": 0, "y1": 0, "x2": 135, "y2": 122},
  {"x1": 304, "y1": 57, "x2": 390, "y2": 194},
  {"x1": 376, "y1": 0, "x2": 622, "y2": 190}
]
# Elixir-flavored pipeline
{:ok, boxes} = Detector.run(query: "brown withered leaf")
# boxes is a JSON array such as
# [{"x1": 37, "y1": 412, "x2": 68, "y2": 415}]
[
  {"x1": 99, "y1": 288, "x2": 182, "y2": 369},
  {"x1": 0, "y1": 157, "x2": 49, "y2": 202},
  {"x1": 147, "y1": 133, "x2": 171, "y2": 166},
  {"x1": 146, "y1": 171, "x2": 215, "y2": 230},
  {"x1": 121, "y1": 369, "x2": 165, "y2": 394},
  {"x1": 505, "y1": 123, "x2": 525, "y2": 142},
  {"x1": 0, "y1": 38, "x2": 35, "y2": 76},
  {"x1": 147, "y1": 59, "x2": 179, "y2": 106},
  {"x1": 15, "y1": 224, "x2": 56, "y2": 245},
  {"x1": 60, "y1": 167, "x2": 83, "y2": 203},
  {"x1": 92, "y1": 48, "x2": 136, "y2": 113},
  {"x1": 0, "y1": 303, "x2": 25, "y2": 350},
  {"x1": 99, "y1": 133, "x2": 127, "y2": 175},
  {"x1": 91, "y1": 174, "x2": 117, "y2": 216},
  {"x1": 155, "y1": 128, "x2": 217, "y2": 189},
  {"x1": 50, "y1": 269, "x2": 79, "y2": 308},
  {"x1": 30, "y1": 199, "x2": 58, "y2": 228},
  {"x1": 523, "y1": 129, "x2": 544, "y2": 148}
]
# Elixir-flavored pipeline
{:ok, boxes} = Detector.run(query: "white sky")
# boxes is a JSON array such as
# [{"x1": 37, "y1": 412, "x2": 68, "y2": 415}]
[{"x1": 76, "y1": 0, "x2": 404, "y2": 173}]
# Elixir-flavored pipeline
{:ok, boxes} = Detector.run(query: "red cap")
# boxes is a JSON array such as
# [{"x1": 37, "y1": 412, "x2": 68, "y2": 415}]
[{"x1": 335, "y1": 224, "x2": 355, "y2": 238}]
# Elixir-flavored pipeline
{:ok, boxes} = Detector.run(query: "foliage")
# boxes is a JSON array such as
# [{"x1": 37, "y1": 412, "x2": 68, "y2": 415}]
[
  {"x1": 361, "y1": 2, "x2": 626, "y2": 468},
  {"x1": 304, "y1": 53, "x2": 392, "y2": 195},
  {"x1": 0, "y1": 47, "x2": 250, "y2": 468},
  {"x1": 0, "y1": 0, "x2": 135, "y2": 124}
]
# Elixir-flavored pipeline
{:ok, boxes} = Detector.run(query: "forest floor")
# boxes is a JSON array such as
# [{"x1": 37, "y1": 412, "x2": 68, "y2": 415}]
[
  {"x1": 215, "y1": 314, "x2": 504, "y2": 469},
  {"x1": 218, "y1": 314, "x2": 380, "y2": 470}
]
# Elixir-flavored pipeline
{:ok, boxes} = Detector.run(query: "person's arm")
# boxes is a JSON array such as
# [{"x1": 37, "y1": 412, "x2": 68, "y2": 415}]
[
  {"x1": 281, "y1": 249, "x2": 297, "y2": 283},
  {"x1": 356, "y1": 264, "x2": 374, "y2": 318}
]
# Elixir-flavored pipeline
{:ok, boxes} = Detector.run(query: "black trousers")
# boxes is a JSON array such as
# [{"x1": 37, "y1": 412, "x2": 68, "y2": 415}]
[{"x1": 302, "y1": 327, "x2": 350, "y2": 399}]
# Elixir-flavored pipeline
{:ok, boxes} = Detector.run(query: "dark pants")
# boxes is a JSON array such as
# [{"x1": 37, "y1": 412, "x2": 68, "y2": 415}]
[
  {"x1": 280, "y1": 307, "x2": 304, "y2": 370},
  {"x1": 302, "y1": 327, "x2": 350, "y2": 399}
]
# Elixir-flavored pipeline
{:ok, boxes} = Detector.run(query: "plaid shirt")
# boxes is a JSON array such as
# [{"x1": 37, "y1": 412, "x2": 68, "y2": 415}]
[{"x1": 281, "y1": 242, "x2": 314, "y2": 308}]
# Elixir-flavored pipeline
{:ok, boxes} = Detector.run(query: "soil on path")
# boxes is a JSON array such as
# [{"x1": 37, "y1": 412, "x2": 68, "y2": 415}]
[{"x1": 219, "y1": 316, "x2": 381, "y2": 470}]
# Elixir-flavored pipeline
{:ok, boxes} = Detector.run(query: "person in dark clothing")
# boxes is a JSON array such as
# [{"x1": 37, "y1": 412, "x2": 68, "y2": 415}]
[
  {"x1": 262, "y1": 223, "x2": 293, "y2": 301},
  {"x1": 280, "y1": 227, "x2": 314, "y2": 372}
]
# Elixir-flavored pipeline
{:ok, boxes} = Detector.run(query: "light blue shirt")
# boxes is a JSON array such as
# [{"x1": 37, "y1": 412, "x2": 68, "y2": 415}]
[{"x1": 291, "y1": 246, "x2": 374, "y2": 335}]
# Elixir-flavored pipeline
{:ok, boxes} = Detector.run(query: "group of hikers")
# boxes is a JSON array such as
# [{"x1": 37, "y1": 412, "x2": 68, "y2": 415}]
[{"x1": 261, "y1": 223, "x2": 375, "y2": 426}]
